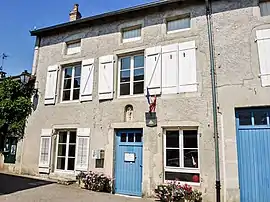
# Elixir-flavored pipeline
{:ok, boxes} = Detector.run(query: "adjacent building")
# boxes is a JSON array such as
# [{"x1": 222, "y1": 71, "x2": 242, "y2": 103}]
[{"x1": 4, "y1": 0, "x2": 270, "y2": 201}]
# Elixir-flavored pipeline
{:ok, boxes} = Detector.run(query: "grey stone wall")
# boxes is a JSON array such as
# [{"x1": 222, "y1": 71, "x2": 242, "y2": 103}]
[{"x1": 16, "y1": 0, "x2": 270, "y2": 201}]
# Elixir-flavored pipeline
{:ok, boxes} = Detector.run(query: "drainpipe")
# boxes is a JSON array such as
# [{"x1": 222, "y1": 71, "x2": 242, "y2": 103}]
[{"x1": 205, "y1": 1, "x2": 221, "y2": 202}]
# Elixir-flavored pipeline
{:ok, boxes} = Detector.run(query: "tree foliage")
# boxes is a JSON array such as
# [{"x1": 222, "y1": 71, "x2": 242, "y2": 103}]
[{"x1": 0, "y1": 77, "x2": 35, "y2": 140}]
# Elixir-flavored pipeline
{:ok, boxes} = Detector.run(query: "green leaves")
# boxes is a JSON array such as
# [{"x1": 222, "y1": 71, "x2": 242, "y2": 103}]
[{"x1": 0, "y1": 77, "x2": 34, "y2": 139}]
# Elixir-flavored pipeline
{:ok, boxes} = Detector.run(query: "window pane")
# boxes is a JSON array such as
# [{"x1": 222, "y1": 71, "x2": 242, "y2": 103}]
[
  {"x1": 68, "y1": 145, "x2": 76, "y2": 157},
  {"x1": 120, "y1": 83, "x2": 130, "y2": 95},
  {"x1": 63, "y1": 90, "x2": 71, "y2": 101},
  {"x1": 121, "y1": 57, "x2": 131, "y2": 70},
  {"x1": 69, "y1": 132, "x2": 76, "y2": 143},
  {"x1": 121, "y1": 133, "x2": 127, "y2": 142},
  {"x1": 59, "y1": 132, "x2": 67, "y2": 143},
  {"x1": 57, "y1": 157, "x2": 65, "y2": 170},
  {"x1": 73, "y1": 78, "x2": 80, "y2": 88},
  {"x1": 75, "y1": 66, "x2": 81, "y2": 77},
  {"x1": 167, "y1": 17, "x2": 190, "y2": 32},
  {"x1": 134, "y1": 55, "x2": 144, "y2": 68},
  {"x1": 165, "y1": 172, "x2": 200, "y2": 183},
  {"x1": 254, "y1": 111, "x2": 268, "y2": 125},
  {"x1": 238, "y1": 111, "x2": 252, "y2": 125},
  {"x1": 184, "y1": 149, "x2": 198, "y2": 168},
  {"x1": 58, "y1": 145, "x2": 66, "y2": 156},
  {"x1": 123, "y1": 28, "x2": 141, "y2": 39},
  {"x1": 183, "y1": 130, "x2": 198, "y2": 148},
  {"x1": 135, "y1": 133, "x2": 142, "y2": 142},
  {"x1": 64, "y1": 79, "x2": 71, "y2": 89},
  {"x1": 166, "y1": 131, "x2": 179, "y2": 148},
  {"x1": 73, "y1": 89, "x2": 80, "y2": 100},
  {"x1": 67, "y1": 158, "x2": 75, "y2": 170},
  {"x1": 64, "y1": 68, "x2": 73, "y2": 78},
  {"x1": 128, "y1": 133, "x2": 134, "y2": 142},
  {"x1": 166, "y1": 149, "x2": 179, "y2": 167},
  {"x1": 134, "y1": 68, "x2": 144, "y2": 81},
  {"x1": 260, "y1": 2, "x2": 270, "y2": 17},
  {"x1": 133, "y1": 82, "x2": 144, "y2": 94},
  {"x1": 120, "y1": 70, "x2": 130, "y2": 82}
]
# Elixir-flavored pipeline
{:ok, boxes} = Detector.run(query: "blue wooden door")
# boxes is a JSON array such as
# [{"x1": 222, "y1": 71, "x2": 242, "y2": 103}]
[
  {"x1": 236, "y1": 109, "x2": 270, "y2": 202},
  {"x1": 115, "y1": 130, "x2": 143, "y2": 196}
]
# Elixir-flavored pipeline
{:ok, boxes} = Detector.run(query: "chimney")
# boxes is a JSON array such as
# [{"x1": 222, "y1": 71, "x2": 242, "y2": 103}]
[{"x1": 69, "y1": 4, "x2": 82, "y2": 21}]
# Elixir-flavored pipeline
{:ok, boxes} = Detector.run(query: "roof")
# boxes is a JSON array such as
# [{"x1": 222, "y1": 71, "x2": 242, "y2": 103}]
[{"x1": 30, "y1": 0, "x2": 188, "y2": 37}]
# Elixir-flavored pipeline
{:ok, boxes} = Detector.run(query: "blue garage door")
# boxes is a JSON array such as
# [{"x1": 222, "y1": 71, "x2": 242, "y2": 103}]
[
  {"x1": 114, "y1": 130, "x2": 143, "y2": 196},
  {"x1": 236, "y1": 108, "x2": 270, "y2": 202}
]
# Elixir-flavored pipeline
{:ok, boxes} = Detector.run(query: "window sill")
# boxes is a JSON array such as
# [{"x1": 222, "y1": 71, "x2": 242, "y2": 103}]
[
  {"x1": 117, "y1": 94, "x2": 145, "y2": 99},
  {"x1": 165, "y1": 180, "x2": 200, "y2": 187},
  {"x1": 167, "y1": 28, "x2": 191, "y2": 34},
  {"x1": 62, "y1": 52, "x2": 82, "y2": 59},
  {"x1": 58, "y1": 100, "x2": 80, "y2": 105},
  {"x1": 122, "y1": 37, "x2": 141, "y2": 43}
]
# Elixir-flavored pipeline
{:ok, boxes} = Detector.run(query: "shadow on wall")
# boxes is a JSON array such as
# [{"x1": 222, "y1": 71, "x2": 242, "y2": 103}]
[{"x1": 0, "y1": 173, "x2": 53, "y2": 195}]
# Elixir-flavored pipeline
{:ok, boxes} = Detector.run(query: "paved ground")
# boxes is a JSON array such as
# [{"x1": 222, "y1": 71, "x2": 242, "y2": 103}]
[{"x1": 0, "y1": 173, "x2": 153, "y2": 202}]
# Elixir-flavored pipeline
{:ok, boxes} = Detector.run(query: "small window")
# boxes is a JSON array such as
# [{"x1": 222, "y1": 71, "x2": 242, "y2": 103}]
[
  {"x1": 167, "y1": 16, "x2": 191, "y2": 33},
  {"x1": 119, "y1": 54, "x2": 144, "y2": 96},
  {"x1": 260, "y1": 1, "x2": 270, "y2": 17},
  {"x1": 164, "y1": 129, "x2": 199, "y2": 183},
  {"x1": 62, "y1": 64, "x2": 81, "y2": 101},
  {"x1": 122, "y1": 26, "x2": 141, "y2": 43},
  {"x1": 66, "y1": 41, "x2": 81, "y2": 55}
]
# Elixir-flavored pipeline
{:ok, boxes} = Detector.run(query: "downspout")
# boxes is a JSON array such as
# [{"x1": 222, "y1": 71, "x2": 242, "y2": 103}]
[{"x1": 205, "y1": 1, "x2": 221, "y2": 202}]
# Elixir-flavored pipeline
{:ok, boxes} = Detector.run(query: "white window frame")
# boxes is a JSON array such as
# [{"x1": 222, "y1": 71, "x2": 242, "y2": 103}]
[
  {"x1": 61, "y1": 64, "x2": 81, "y2": 102},
  {"x1": 66, "y1": 40, "x2": 81, "y2": 55},
  {"x1": 163, "y1": 128, "x2": 200, "y2": 186},
  {"x1": 118, "y1": 54, "x2": 145, "y2": 98},
  {"x1": 122, "y1": 25, "x2": 142, "y2": 43},
  {"x1": 55, "y1": 130, "x2": 77, "y2": 173},
  {"x1": 166, "y1": 15, "x2": 191, "y2": 34}
]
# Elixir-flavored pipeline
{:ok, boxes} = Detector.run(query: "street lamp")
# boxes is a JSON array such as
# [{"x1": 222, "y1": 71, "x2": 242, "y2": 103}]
[{"x1": 20, "y1": 70, "x2": 31, "y2": 85}]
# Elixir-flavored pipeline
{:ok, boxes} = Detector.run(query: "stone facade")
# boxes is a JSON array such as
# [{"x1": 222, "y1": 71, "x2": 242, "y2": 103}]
[{"x1": 9, "y1": 0, "x2": 270, "y2": 201}]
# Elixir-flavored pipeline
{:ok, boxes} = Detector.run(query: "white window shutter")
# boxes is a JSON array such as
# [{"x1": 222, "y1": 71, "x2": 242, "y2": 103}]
[
  {"x1": 178, "y1": 41, "x2": 197, "y2": 93},
  {"x1": 38, "y1": 129, "x2": 52, "y2": 173},
  {"x1": 44, "y1": 65, "x2": 58, "y2": 105},
  {"x1": 256, "y1": 29, "x2": 270, "y2": 87},
  {"x1": 162, "y1": 44, "x2": 178, "y2": 94},
  {"x1": 145, "y1": 46, "x2": 162, "y2": 95},
  {"x1": 98, "y1": 55, "x2": 114, "y2": 100},
  {"x1": 80, "y1": 58, "x2": 95, "y2": 102},
  {"x1": 75, "y1": 128, "x2": 90, "y2": 172}
]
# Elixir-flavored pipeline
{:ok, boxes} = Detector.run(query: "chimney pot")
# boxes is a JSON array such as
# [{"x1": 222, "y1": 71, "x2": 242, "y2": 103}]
[{"x1": 69, "y1": 4, "x2": 82, "y2": 21}]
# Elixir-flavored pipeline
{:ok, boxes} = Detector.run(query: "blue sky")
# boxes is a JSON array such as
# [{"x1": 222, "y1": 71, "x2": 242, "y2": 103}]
[{"x1": 0, "y1": 0, "x2": 153, "y2": 76}]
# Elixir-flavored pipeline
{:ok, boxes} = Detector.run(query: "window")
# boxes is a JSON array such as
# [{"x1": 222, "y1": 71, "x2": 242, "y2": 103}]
[
  {"x1": 260, "y1": 1, "x2": 270, "y2": 16},
  {"x1": 62, "y1": 64, "x2": 81, "y2": 101},
  {"x1": 56, "y1": 131, "x2": 76, "y2": 171},
  {"x1": 119, "y1": 54, "x2": 144, "y2": 96},
  {"x1": 237, "y1": 109, "x2": 269, "y2": 126},
  {"x1": 164, "y1": 129, "x2": 200, "y2": 183},
  {"x1": 122, "y1": 26, "x2": 141, "y2": 42},
  {"x1": 66, "y1": 41, "x2": 81, "y2": 55},
  {"x1": 167, "y1": 16, "x2": 191, "y2": 33}
]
